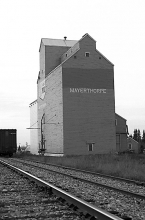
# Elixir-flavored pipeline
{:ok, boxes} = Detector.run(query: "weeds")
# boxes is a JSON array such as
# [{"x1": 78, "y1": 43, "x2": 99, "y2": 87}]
[{"x1": 15, "y1": 153, "x2": 145, "y2": 182}]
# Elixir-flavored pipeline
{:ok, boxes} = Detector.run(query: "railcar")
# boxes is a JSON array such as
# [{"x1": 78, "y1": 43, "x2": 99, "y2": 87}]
[{"x1": 0, "y1": 129, "x2": 17, "y2": 156}]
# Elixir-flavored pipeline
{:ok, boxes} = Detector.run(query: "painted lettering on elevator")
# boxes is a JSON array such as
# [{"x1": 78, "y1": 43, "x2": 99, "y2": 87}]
[{"x1": 70, "y1": 88, "x2": 106, "y2": 93}]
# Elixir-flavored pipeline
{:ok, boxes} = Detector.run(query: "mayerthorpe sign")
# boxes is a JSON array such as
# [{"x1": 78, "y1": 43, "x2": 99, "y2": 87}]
[{"x1": 70, "y1": 88, "x2": 106, "y2": 93}]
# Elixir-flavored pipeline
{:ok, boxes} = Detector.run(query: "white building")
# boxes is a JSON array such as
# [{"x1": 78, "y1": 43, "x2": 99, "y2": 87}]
[{"x1": 29, "y1": 100, "x2": 39, "y2": 154}]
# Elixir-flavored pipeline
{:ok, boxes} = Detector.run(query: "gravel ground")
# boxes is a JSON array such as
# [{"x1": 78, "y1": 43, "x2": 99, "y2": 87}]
[
  {"x1": 0, "y1": 162, "x2": 86, "y2": 220},
  {"x1": 2, "y1": 158, "x2": 145, "y2": 220},
  {"x1": 10, "y1": 158, "x2": 145, "y2": 197},
  {"x1": 24, "y1": 160, "x2": 145, "y2": 196}
]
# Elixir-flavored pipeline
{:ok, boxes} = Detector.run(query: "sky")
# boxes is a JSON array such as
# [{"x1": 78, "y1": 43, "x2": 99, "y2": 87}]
[{"x1": 0, "y1": 0, "x2": 145, "y2": 146}]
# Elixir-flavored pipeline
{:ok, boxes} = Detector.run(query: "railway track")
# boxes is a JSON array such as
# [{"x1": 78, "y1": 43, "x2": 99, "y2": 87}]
[
  {"x1": 8, "y1": 158, "x2": 145, "y2": 199},
  {"x1": 0, "y1": 159, "x2": 123, "y2": 220},
  {"x1": 0, "y1": 161, "x2": 85, "y2": 219},
  {"x1": 1, "y1": 158, "x2": 145, "y2": 219}
]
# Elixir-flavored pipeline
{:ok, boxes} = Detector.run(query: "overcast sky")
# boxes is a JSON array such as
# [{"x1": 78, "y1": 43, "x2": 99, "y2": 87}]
[{"x1": 0, "y1": 0, "x2": 145, "y2": 146}]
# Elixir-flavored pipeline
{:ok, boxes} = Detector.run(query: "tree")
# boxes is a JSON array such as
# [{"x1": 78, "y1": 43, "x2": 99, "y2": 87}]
[
  {"x1": 133, "y1": 129, "x2": 138, "y2": 141},
  {"x1": 133, "y1": 129, "x2": 141, "y2": 142},
  {"x1": 137, "y1": 129, "x2": 141, "y2": 142},
  {"x1": 142, "y1": 130, "x2": 145, "y2": 143}
]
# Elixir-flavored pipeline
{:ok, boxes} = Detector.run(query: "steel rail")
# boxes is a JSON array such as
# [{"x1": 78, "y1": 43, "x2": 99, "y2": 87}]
[
  {"x1": 11, "y1": 158, "x2": 145, "y2": 200},
  {"x1": 16, "y1": 158, "x2": 145, "y2": 186},
  {"x1": 0, "y1": 159, "x2": 123, "y2": 220},
  {"x1": 30, "y1": 159, "x2": 145, "y2": 186}
]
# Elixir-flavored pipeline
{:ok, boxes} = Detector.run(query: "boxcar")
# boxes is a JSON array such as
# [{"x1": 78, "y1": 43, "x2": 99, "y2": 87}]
[{"x1": 0, "y1": 129, "x2": 17, "y2": 156}]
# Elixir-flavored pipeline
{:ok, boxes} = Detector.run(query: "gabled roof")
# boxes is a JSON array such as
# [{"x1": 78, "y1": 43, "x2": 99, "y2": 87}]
[
  {"x1": 115, "y1": 113, "x2": 127, "y2": 121},
  {"x1": 39, "y1": 38, "x2": 77, "y2": 51},
  {"x1": 61, "y1": 33, "x2": 114, "y2": 66},
  {"x1": 95, "y1": 48, "x2": 114, "y2": 66},
  {"x1": 80, "y1": 33, "x2": 96, "y2": 42},
  {"x1": 29, "y1": 99, "x2": 37, "y2": 107},
  {"x1": 39, "y1": 33, "x2": 114, "y2": 77},
  {"x1": 78, "y1": 33, "x2": 114, "y2": 66},
  {"x1": 127, "y1": 137, "x2": 139, "y2": 144}
]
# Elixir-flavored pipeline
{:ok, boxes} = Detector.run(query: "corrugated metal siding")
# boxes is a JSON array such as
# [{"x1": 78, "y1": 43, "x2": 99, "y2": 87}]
[
  {"x1": 45, "y1": 46, "x2": 70, "y2": 76},
  {"x1": 116, "y1": 134, "x2": 120, "y2": 152},
  {"x1": 44, "y1": 66, "x2": 63, "y2": 154},
  {"x1": 120, "y1": 134, "x2": 127, "y2": 152},
  {"x1": 37, "y1": 78, "x2": 46, "y2": 151},
  {"x1": 115, "y1": 114, "x2": 127, "y2": 134},
  {"x1": 61, "y1": 42, "x2": 80, "y2": 63},
  {"x1": 39, "y1": 43, "x2": 45, "y2": 78},
  {"x1": 115, "y1": 114, "x2": 127, "y2": 152},
  {"x1": 63, "y1": 68, "x2": 116, "y2": 155},
  {"x1": 62, "y1": 36, "x2": 115, "y2": 154}
]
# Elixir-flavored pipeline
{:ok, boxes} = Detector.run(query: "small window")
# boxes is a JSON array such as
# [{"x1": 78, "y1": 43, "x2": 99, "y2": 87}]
[
  {"x1": 66, "y1": 54, "x2": 67, "y2": 57},
  {"x1": 128, "y1": 143, "x2": 132, "y2": 150},
  {"x1": 85, "y1": 52, "x2": 90, "y2": 57},
  {"x1": 115, "y1": 119, "x2": 117, "y2": 126},
  {"x1": 74, "y1": 55, "x2": 77, "y2": 59},
  {"x1": 88, "y1": 143, "x2": 93, "y2": 151}
]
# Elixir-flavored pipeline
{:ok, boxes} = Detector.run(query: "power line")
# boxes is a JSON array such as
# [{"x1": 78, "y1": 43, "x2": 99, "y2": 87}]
[
  {"x1": 26, "y1": 121, "x2": 40, "y2": 129},
  {"x1": 30, "y1": 121, "x2": 38, "y2": 128},
  {"x1": 44, "y1": 114, "x2": 56, "y2": 124}
]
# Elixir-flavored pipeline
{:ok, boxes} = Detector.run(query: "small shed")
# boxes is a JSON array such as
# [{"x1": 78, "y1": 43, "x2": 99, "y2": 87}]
[{"x1": 127, "y1": 137, "x2": 140, "y2": 153}]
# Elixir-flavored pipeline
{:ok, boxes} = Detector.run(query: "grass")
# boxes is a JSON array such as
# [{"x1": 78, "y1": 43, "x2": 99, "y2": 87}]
[{"x1": 14, "y1": 152, "x2": 145, "y2": 182}]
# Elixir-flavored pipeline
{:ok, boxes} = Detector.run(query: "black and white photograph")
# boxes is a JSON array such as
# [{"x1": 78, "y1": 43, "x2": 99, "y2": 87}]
[{"x1": 0, "y1": 0, "x2": 145, "y2": 219}]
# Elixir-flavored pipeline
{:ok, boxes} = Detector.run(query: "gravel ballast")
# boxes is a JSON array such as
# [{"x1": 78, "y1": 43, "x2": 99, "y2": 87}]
[
  {"x1": 0, "y1": 162, "x2": 86, "y2": 220},
  {"x1": 2, "y1": 158, "x2": 145, "y2": 220}
]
